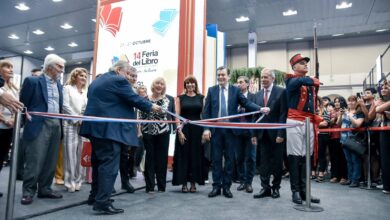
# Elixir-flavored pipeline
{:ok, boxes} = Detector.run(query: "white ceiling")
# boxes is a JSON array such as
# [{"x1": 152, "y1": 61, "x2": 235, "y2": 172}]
[{"x1": 0, "y1": 0, "x2": 389, "y2": 65}]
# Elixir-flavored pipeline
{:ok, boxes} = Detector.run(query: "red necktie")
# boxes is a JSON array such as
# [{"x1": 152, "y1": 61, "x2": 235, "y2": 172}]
[{"x1": 264, "y1": 89, "x2": 268, "y2": 106}]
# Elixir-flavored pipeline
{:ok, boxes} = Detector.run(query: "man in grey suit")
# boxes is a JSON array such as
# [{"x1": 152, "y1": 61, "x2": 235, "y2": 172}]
[{"x1": 252, "y1": 68, "x2": 287, "y2": 199}]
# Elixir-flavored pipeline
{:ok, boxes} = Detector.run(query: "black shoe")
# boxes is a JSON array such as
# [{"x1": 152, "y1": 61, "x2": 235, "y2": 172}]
[
  {"x1": 349, "y1": 182, "x2": 359, "y2": 188},
  {"x1": 237, "y1": 184, "x2": 246, "y2": 191},
  {"x1": 253, "y1": 188, "x2": 271, "y2": 199},
  {"x1": 0, "y1": 192, "x2": 2, "y2": 197},
  {"x1": 93, "y1": 205, "x2": 124, "y2": 215},
  {"x1": 121, "y1": 182, "x2": 135, "y2": 193},
  {"x1": 245, "y1": 184, "x2": 253, "y2": 193},
  {"x1": 223, "y1": 189, "x2": 233, "y2": 198},
  {"x1": 292, "y1": 192, "x2": 302, "y2": 204},
  {"x1": 37, "y1": 191, "x2": 63, "y2": 199},
  {"x1": 21, "y1": 195, "x2": 33, "y2": 205},
  {"x1": 271, "y1": 188, "x2": 280, "y2": 198},
  {"x1": 300, "y1": 192, "x2": 320, "y2": 203},
  {"x1": 16, "y1": 174, "x2": 23, "y2": 181},
  {"x1": 208, "y1": 188, "x2": 221, "y2": 198}
]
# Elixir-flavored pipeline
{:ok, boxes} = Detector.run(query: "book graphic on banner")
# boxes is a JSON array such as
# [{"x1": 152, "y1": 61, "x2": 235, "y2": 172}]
[
  {"x1": 153, "y1": 9, "x2": 178, "y2": 35},
  {"x1": 100, "y1": 4, "x2": 123, "y2": 37}
]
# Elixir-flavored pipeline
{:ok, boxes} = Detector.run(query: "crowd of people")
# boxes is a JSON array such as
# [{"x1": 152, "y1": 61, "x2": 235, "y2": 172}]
[{"x1": 0, "y1": 53, "x2": 389, "y2": 215}]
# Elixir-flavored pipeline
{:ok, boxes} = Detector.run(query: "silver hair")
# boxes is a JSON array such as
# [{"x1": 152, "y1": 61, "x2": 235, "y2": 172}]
[
  {"x1": 261, "y1": 68, "x2": 275, "y2": 78},
  {"x1": 43, "y1": 54, "x2": 66, "y2": 71},
  {"x1": 109, "y1": 60, "x2": 132, "y2": 72}
]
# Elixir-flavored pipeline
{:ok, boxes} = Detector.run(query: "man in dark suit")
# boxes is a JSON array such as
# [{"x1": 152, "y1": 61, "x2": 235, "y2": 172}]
[
  {"x1": 235, "y1": 76, "x2": 256, "y2": 193},
  {"x1": 19, "y1": 54, "x2": 65, "y2": 205},
  {"x1": 202, "y1": 66, "x2": 269, "y2": 198},
  {"x1": 252, "y1": 68, "x2": 287, "y2": 199},
  {"x1": 80, "y1": 61, "x2": 161, "y2": 214}
]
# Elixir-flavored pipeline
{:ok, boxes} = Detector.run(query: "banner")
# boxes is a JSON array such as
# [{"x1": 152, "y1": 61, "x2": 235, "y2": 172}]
[{"x1": 95, "y1": 0, "x2": 180, "y2": 95}]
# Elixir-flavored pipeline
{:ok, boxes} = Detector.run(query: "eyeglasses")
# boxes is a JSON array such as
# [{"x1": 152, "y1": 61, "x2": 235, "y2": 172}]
[{"x1": 55, "y1": 64, "x2": 64, "y2": 70}]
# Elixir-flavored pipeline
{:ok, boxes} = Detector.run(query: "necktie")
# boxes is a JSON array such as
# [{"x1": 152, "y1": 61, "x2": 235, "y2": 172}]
[
  {"x1": 264, "y1": 89, "x2": 269, "y2": 107},
  {"x1": 220, "y1": 86, "x2": 227, "y2": 117}
]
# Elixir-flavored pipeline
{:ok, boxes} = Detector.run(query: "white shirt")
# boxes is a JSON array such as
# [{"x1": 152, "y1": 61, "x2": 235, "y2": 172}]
[
  {"x1": 0, "y1": 86, "x2": 18, "y2": 129},
  {"x1": 62, "y1": 85, "x2": 87, "y2": 123}
]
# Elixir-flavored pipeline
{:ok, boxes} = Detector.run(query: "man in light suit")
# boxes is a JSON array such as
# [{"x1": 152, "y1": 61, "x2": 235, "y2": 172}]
[
  {"x1": 80, "y1": 61, "x2": 161, "y2": 214},
  {"x1": 252, "y1": 68, "x2": 287, "y2": 199},
  {"x1": 235, "y1": 76, "x2": 257, "y2": 193},
  {"x1": 202, "y1": 66, "x2": 269, "y2": 198},
  {"x1": 20, "y1": 54, "x2": 65, "y2": 205}
]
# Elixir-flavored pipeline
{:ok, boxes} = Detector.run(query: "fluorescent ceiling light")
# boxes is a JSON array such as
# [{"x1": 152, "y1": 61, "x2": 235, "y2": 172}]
[
  {"x1": 61, "y1": 23, "x2": 73, "y2": 29},
  {"x1": 258, "y1": 41, "x2": 267, "y2": 44},
  {"x1": 8, "y1": 34, "x2": 19, "y2": 39},
  {"x1": 15, "y1": 3, "x2": 30, "y2": 11},
  {"x1": 52, "y1": 0, "x2": 63, "y2": 2},
  {"x1": 283, "y1": 9, "x2": 297, "y2": 16},
  {"x1": 226, "y1": 44, "x2": 232, "y2": 47},
  {"x1": 91, "y1": 18, "x2": 96, "y2": 22},
  {"x1": 293, "y1": 37, "x2": 303, "y2": 40},
  {"x1": 24, "y1": 50, "x2": 33, "y2": 54},
  {"x1": 336, "y1": 2, "x2": 352, "y2": 9},
  {"x1": 376, "y1": 29, "x2": 388, "y2": 32},
  {"x1": 235, "y1": 16, "x2": 249, "y2": 22},
  {"x1": 68, "y1": 42, "x2": 78, "y2": 47},
  {"x1": 32, "y1": 29, "x2": 45, "y2": 35},
  {"x1": 332, "y1": 33, "x2": 344, "y2": 37},
  {"x1": 45, "y1": 46, "x2": 55, "y2": 51},
  {"x1": 77, "y1": 61, "x2": 83, "y2": 64}
]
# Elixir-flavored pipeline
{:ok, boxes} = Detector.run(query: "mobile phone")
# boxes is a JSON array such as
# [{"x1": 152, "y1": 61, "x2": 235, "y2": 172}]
[{"x1": 356, "y1": 92, "x2": 361, "y2": 98}]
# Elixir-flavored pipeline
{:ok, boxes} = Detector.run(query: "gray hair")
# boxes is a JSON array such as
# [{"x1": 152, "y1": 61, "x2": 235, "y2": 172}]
[
  {"x1": 261, "y1": 68, "x2": 275, "y2": 78},
  {"x1": 43, "y1": 54, "x2": 66, "y2": 71},
  {"x1": 237, "y1": 75, "x2": 249, "y2": 84},
  {"x1": 109, "y1": 60, "x2": 132, "y2": 72}
]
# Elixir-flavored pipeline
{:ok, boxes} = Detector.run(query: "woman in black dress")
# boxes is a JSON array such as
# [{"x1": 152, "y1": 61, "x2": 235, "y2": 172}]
[{"x1": 172, "y1": 76, "x2": 205, "y2": 193}]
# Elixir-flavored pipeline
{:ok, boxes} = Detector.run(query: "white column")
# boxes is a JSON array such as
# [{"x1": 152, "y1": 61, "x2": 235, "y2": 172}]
[{"x1": 248, "y1": 32, "x2": 257, "y2": 68}]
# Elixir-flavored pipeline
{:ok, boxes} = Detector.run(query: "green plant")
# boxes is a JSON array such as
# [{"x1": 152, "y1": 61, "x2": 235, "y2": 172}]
[{"x1": 229, "y1": 66, "x2": 285, "y2": 87}]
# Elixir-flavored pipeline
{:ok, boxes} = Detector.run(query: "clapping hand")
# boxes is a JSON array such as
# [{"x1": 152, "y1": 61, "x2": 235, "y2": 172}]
[{"x1": 151, "y1": 104, "x2": 163, "y2": 113}]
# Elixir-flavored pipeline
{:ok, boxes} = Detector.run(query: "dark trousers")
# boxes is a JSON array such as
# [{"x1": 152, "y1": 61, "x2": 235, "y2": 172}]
[
  {"x1": 90, "y1": 137, "x2": 122, "y2": 208},
  {"x1": 0, "y1": 128, "x2": 13, "y2": 172},
  {"x1": 235, "y1": 135, "x2": 256, "y2": 185},
  {"x1": 211, "y1": 129, "x2": 237, "y2": 190},
  {"x1": 380, "y1": 130, "x2": 390, "y2": 191},
  {"x1": 119, "y1": 146, "x2": 137, "y2": 185},
  {"x1": 288, "y1": 155, "x2": 306, "y2": 193},
  {"x1": 317, "y1": 133, "x2": 330, "y2": 172},
  {"x1": 143, "y1": 132, "x2": 170, "y2": 191},
  {"x1": 22, "y1": 119, "x2": 61, "y2": 196},
  {"x1": 329, "y1": 138, "x2": 347, "y2": 179},
  {"x1": 259, "y1": 134, "x2": 284, "y2": 189}
]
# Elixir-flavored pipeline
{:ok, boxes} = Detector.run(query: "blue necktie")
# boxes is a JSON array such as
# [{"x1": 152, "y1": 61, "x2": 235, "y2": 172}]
[{"x1": 220, "y1": 86, "x2": 227, "y2": 117}]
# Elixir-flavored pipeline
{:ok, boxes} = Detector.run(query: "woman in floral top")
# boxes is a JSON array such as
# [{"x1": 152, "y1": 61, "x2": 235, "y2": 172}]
[{"x1": 139, "y1": 77, "x2": 170, "y2": 193}]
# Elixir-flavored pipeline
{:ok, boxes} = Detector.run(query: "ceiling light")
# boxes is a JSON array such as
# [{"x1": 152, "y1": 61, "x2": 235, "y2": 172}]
[
  {"x1": 52, "y1": 0, "x2": 63, "y2": 2},
  {"x1": 235, "y1": 16, "x2": 249, "y2": 22},
  {"x1": 24, "y1": 50, "x2": 33, "y2": 54},
  {"x1": 226, "y1": 44, "x2": 232, "y2": 47},
  {"x1": 77, "y1": 61, "x2": 83, "y2": 65},
  {"x1": 15, "y1": 3, "x2": 30, "y2": 11},
  {"x1": 61, "y1": 23, "x2": 73, "y2": 29},
  {"x1": 293, "y1": 37, "x2": 303, "y2": 40},
  {"x1": 8, "y1": 34, "x2": 19, "y2": 39},
  {"x1": 258, "y1": 41, "x2": 267, "y2": 44},
  {"x1": 68, "y1": 42, "x2": 78, "y2": 47},
  {"x1": 336, "y1": 2, "x2": 352, "y2": 9},
  {"x1": 376, "y1": 29, "x2": 389, "y2": 32},
  {"x1": 332, "y1": 33, "x2": 344, "y2": 37},
  {"x1": 91, "y1": 19, "x2": 96, "y2": 22},
  {"x1": 283, "y1": 9, "x2": 297, "y2": 16},
  {"x1": 45, "y1": 46, "x2": 55, "y2": 51},
  {"x1": 32, "y1": 29, "x2": 45, "y2": 35}
]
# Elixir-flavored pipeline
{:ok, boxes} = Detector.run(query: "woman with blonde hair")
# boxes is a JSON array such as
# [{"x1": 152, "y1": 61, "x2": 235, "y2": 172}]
[
  {"x1": 62, "y1": 67, "x2": 88, "y2": 192},
  {"x1": 139, "y1": 77, "x2": 171, "y2": 193},
  {"x1": 0, "y1": 60, "x2": 18, "y2": 197}
]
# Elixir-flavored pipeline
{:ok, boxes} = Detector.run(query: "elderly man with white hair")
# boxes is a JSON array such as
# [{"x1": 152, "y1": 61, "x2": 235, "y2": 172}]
[{"x1": 20, "y1": 54, "x2": 66, "y2": 205}]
